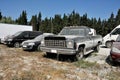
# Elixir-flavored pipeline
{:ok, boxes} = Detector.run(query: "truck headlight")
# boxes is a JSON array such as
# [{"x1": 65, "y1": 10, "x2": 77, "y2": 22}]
[
  {"x1": 41, "y1": 40, "x2": 45, "y2": 46},
  {"x1": 8, "y1": 39, "x2": 13, "y2": 41},
  {"x1": 67, "y1": 40, "x2": 74, "y2": 48},
  {"x1": 28, "y1": 43, "x2": 35, "y2": 45},
  {"x1": 111, "y1": 47, "x2": 120, "y2": 53}
]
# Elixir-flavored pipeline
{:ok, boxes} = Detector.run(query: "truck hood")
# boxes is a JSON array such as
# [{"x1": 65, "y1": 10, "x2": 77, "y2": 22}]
[
  {"x1": 45, "y1": 35, "x2": 84, "y2": 40},
  {"x1": 23, "y1": 39, "x2": 39, "y2": 43},
  {"x1": 61, "y1": 35, "x2": 83, "y2": 40}
]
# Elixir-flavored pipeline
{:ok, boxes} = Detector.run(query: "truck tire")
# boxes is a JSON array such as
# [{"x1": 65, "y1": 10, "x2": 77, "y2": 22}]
[
  {"x1": 14, "y1": 42, "x2": 20, "y2": 48},
  {"x1": 94, "y1": 44, "x2": 100, "y2": 52},
  {"x1": 37, "y1": 44, "x2": 41, "y2": 51},
  {"x1": 106, "y1": 41, "x2": 112, "y2": 48},
  {"x1": 76, "y1": 47, "x2": 84, "y2": 60}
]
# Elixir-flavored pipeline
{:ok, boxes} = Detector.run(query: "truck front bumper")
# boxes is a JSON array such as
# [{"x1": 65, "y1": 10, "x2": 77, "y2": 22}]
[{"x1": 40, "y1": 47, "x2": 76, "y2": 55}]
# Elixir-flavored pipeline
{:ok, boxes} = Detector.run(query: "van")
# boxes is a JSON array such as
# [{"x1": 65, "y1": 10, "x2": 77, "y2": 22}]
[
  {"x1": 103, "y1": 25, "x2": 120, "y2": 48},
  {"x1": 5, "y1": 31, "x2": 42, "y2": 48}
]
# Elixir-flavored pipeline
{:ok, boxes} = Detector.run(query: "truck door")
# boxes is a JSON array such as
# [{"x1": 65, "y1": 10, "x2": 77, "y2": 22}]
[{"x1": 85, "y1": 29, "x2": 94, "y2": 51}]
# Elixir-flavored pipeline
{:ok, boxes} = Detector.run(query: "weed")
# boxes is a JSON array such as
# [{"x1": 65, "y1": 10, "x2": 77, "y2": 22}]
[{"x1": 74, "y1": 60, "x2": 97, "y2": 68}]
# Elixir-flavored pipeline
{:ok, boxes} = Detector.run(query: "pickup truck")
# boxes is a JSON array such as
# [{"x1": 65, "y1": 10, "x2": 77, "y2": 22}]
[{"x1": 40, "y1": 26, "x2": 102, "y2": 60}]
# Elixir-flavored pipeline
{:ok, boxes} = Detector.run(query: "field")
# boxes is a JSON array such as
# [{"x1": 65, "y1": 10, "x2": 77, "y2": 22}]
[{"x1": 0, "y1": 44, "x2": 119, "y2": 80}]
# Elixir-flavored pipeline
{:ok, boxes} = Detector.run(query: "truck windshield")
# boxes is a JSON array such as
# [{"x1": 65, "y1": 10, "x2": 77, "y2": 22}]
[
  {"x1": 13, "y1": 31, "x2": 22, "y2": 36},
  {"x1": 59, "y1": 28, "x2": 85, "y2": 36},
  {"x1": 111, "y1": 28, "x2": 120, "y2": 35},
  {"x1": 34, "y1": 35, "x2": 43, "y2": 40}
]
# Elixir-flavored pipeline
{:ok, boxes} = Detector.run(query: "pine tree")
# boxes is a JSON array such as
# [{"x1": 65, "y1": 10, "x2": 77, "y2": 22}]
[
  {"x1": 16, "y1": 10, "x2": 27, "y2": 25},
  {"x1": 37, "y1": 12, "x2": 42, "y2": 31},
  {"x1": 62, "y1": 14, "x2": 68, "y2": 26},
  {"x1": 52, "y1": 14, "x2": 63, "y2": 34},
  {"x1": 30, "y1": 15, "x2": 37, "y2": 31},
  {"x1": 80, "y1": 13, "x2": 88, "y2": 26},
  {"x1": 115, "y1": 9, "x2": 120, "y2": 26},
  {"x1": 0, "y1": 11, "x2": 2, "y2": 20}
]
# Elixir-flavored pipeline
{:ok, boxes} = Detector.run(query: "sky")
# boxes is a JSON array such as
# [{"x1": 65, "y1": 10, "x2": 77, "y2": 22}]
[{"x1": 0, "y1": 0, "x2": 120, "y2": 21}]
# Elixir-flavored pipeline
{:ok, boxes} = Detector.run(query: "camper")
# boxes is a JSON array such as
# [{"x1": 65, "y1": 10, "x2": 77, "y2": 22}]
[
  {"x1": 0, "y1": 23, "x2": 32, "y2": 43},
  {"x1": 103, "y1": 25, "x2": 120, "y2": 48}
]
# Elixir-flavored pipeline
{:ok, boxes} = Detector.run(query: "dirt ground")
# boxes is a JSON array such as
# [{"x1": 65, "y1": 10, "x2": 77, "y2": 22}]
[{"x1": 0, "y1": 44, "x2": 120, "y2": 80}]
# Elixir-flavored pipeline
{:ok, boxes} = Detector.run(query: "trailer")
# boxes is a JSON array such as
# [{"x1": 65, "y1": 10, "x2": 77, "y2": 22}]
[{"x1": 0, "y1": 23, "x2": 32, "y2": 43}]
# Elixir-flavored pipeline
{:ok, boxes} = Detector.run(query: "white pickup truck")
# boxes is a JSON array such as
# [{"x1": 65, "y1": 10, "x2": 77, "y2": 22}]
[
  {"x1": 103, "y1": 25, "x2": 120, "y2": 48},
  {"x1": 40, "y1": 26, "x2": 102, "y2": 60}
]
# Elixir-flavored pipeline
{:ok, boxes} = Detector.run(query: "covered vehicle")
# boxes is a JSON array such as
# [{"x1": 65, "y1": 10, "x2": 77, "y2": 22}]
[
  {"x1": 22, "y1": 33, "x2": 54, "y2": 51},
  {"x1": 110, "y1": 35, "x2": 120, "y2": 63}
]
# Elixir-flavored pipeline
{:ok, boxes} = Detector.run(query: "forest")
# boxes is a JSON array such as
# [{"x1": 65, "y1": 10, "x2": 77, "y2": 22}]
[{"x1": 0, "y1": 9, "x2": 120, "y2": 36}]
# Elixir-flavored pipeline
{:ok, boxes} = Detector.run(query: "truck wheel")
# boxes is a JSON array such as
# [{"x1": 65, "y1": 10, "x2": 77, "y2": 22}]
[
  {"x1": 37, "y1": 44, "x2": 41, "y2": 51},
  {"x1": 76, "y1": 47, "x2": 84, "y2": 60},
  {"x1": 95, "y1": 44, "x2": 100, "y2": 52},
  {"x1": 14, "y1": 42, "x2": 20, "y2": 48},
  {"x1": 106, "y1": 41, "x2": 112, "y2": 48},
  {"x1": 46, "y1": 52, "x2": 51, "y2": 57}
]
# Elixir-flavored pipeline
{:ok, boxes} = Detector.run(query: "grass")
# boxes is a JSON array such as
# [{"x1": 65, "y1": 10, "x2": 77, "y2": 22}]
[{"x1": 74, "y1": 59, "x2": 97, "y2": 68}]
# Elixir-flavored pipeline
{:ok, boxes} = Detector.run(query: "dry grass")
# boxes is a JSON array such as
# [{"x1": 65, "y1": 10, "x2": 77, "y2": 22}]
[{"x1": 0, "y1": 44, "x2": 120, "y2": 80}]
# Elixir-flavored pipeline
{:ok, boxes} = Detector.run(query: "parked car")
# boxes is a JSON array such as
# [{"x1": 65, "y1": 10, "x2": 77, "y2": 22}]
[
  {"x1": 110, "y1": 35, "x2": 120, "y2": 64},
  {"x1": 21, "y1": 33, "x2": 54, "y2": 51},
  {"x1": 5, "y1": 31, "x2": 42, "y2": 48},
  {"x1": 103, "y1": 25, "x2": 120, "y2": 48},
  {"x1": 40, "y1": 26, "x2": 102, "y2": 60}
]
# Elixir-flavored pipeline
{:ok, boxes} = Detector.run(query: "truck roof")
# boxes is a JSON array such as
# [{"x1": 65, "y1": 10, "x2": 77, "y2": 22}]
[
  {"x1": 116, "y1": 25, "x2": 120, "y2": 28},
  {"x1": 64, "y1": 26, "x2": 91, "y2": 29}
]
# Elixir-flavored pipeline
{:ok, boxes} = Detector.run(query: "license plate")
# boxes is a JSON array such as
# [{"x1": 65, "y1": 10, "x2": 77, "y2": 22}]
[
  {"x1": 23, "y1": 45, "x2": 27, "y2": 48},
  {"x1": 51, "y1": 50, "x2": 57, "y2": 53}
]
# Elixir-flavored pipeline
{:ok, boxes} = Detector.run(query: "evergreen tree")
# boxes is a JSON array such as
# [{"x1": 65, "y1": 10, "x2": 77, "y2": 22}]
[
  {"x1": 69, "y1": 11, "x2": 81, "y2": 26},
  {"x1": 52, "y1": 14, "x2": 63, "y2": 34},
  {"x1": 96, "y1": 18, "x2": 102, "y2": 34},
  {"x1": 80, "y1": 13, "x2": 88, "y2": 26},
  {"x1": 115, "y1": 9, "x2": 120, "y2": 26},
  {"x1": 37, "y1": 12, "x2": 42, "y2": 31},
  {"x1": 0, "y1": 16, "x2": 14, "y2": 24},
  {"x1": 16, "y1": 10, "x2": 27, "y2": 25},
  {"x1": 30, "y1": 15, "x2": 37, "y2": 31},
  {"x1": 62, "y1": 14, "x2": 69, "y2": 26},
  {"x1": 0, "y1": 11, "x2": 2, "y2": 20},
  {"x1": 107, "y1": 12, "x2": 115, "y2": 33}
]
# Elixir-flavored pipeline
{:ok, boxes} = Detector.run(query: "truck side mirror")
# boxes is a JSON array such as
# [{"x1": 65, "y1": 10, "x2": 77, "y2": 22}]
[
  {"x1": 110, "y1": 33, "x2": 111, "y2": 37},
  {"x1": 88, "y1": 32, "x2": 93, "y2": 36}
]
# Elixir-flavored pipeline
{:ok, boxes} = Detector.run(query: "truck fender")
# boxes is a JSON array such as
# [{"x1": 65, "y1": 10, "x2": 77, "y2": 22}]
[{"x1": 77, "y1": 44, "x2": 85, "y2": 51}]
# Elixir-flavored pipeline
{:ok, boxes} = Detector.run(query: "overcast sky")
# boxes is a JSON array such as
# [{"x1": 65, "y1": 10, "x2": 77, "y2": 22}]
[{"x1": 0, "y1": 0, "x2": 120, "y2": 20}]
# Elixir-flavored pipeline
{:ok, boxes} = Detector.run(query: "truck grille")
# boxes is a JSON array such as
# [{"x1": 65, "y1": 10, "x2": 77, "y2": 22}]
[{"x1": 45, "y1": 37, "x2": 66, "y2": 48}]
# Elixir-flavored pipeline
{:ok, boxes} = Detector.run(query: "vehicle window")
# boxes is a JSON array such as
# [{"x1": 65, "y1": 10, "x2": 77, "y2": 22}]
[
  {"x1": 29, "y1": 32, "x2": 42, "y2": 38},
  {"x1": 13, "y1": 31, "x2": 22, "y2": 36},
  {"x1": 23, "y1": 32, "x2": 29, "y2": 38},
  {"x1": 111, "y1": 28, "x2": 120, "y2": 35},
  {"x1": 86, "y1": 28, "x2": 91, "y2": 35},
  {"x1": 116, "y1": 35, "x2": 120, "y2": 41},
  {"x1": 34, "y1": 35, "x2": 43, "y2": 40},
  {"x1": 59, "y1": 28, "x2": 85, "y2": 36}
]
